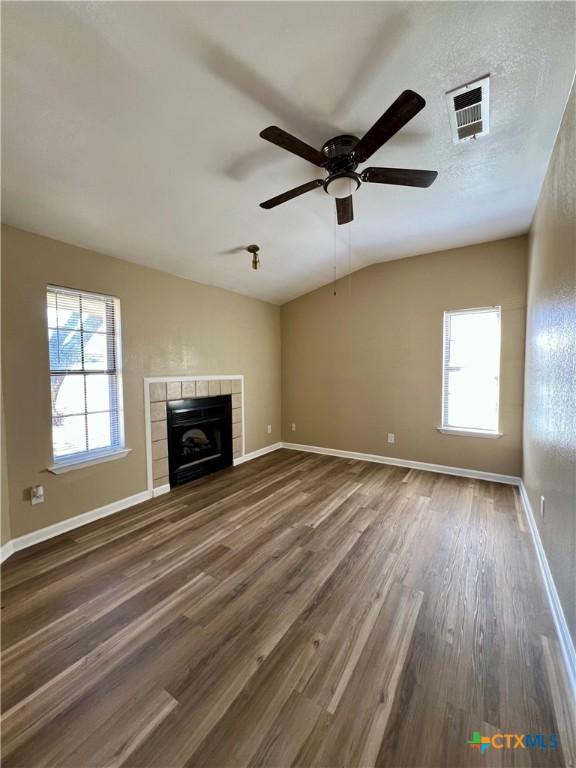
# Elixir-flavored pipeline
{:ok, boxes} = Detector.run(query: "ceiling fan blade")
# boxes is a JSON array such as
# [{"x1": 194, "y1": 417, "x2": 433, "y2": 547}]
[
  {"x1": 361, "y1": 167, "x2": 438, "y2": 187},
  {"x1": 354, "y1": 90, "x2": 426, "y2": 162},
  {"x1": 336, "y1": 195, "x2": 354, "y2": 225},
  {"x1": 260, "y1": 126, "x2": 327, "y2": 167},
  {"x1": 260, "y1": 179, "x2": 324, "y2": 209}
]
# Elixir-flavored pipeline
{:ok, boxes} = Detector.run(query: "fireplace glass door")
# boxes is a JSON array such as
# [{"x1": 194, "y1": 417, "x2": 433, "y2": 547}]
[{"x1": 167, "y1": 396, "x2": 232, "y2": 487}]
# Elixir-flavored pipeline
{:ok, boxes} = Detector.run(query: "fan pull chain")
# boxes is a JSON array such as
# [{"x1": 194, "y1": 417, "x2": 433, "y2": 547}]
[
  {"x1": 346, "y1": 175, "x2": 352, "y2": 297},
  {"x1": 333, "y1": 201, "x2": 337, "y2": 296},
  {"x1": 348, "y1": 215, "x2": 352, "y2": 297}
]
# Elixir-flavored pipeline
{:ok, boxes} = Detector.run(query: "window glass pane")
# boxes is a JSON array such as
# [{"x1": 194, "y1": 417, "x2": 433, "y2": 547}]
[
  {"x1": 88, "y1": 412, "x2": 112, "y2": 450},
  {"x1": 50, "y1": 330, "x2": 82, "y2": 371},
  {"x1": 443, "y1": 308, "x2": 500, "y2": 432},
  {"x1": 82, "y1": 296, "x2": 107, "y2": 333},
  {"x1": 447, "y1": 370, "x2": 498, "y2": 431},
  {"x1": 47, "y1": 291, "x2": 58, "y2": 329},
  {"x1": 56, "y1": 293, "x2": 81, "y2": 331},
  {"x1": 83, "y1": 332, "x2": 109, "y2": 370},
  {"x1": 449, "y1": 312, "x2": 499, "y2": 370},
  {"x1": 47, "y1": 287, "x2": 123, "y2": 462},
  {"x1": 51, "y1": 374, "x2": 85, "y2": 417},
  {"x1": 48, "y1": 327, "x2": 59, "y2": 368},
  {"x1": 52, "y1": 415, "x2": 87, "y2": 457},
  {"x1": 86, "y1": 374, "x2": 111, "y2": 413}
]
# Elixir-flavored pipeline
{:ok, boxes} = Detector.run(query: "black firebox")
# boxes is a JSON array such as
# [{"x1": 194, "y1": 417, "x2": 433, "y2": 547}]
[{"x1": 167, "y1": 396, "x2": 232, "y2": 487}]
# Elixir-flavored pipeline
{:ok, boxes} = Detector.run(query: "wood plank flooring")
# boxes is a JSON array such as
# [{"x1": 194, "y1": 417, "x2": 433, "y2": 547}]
[{"x1": 1, "y1": 449, "x2": 574, "y2": 767}]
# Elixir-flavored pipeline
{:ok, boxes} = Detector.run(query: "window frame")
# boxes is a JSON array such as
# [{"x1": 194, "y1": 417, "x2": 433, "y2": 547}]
[
  {"x1": 439, "y1": 306, "x2": 503, "y2": 439},
  {"x1": 46, "y1": 284, "x2": 129, "y2": 473}
]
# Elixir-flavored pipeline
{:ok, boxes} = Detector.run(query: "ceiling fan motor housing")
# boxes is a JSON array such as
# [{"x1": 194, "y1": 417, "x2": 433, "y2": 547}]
[
  {"x1": 321, "y1": 135, "x2": 362, "y2": 198},
  {"x1": 322, "y1": 135, "x2": 359, "y2": 171}
]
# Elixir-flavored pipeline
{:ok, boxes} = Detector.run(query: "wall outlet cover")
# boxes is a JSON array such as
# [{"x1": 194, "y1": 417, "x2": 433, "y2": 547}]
[
  {"x1": 31, "y1": 485, "x2": 45, "y2": 505},
  {"x1": 387, "y1": 433, "x2": 395, "y2": 444},
  {"x1": 267, "y1": 424, "x2": 272, "y2": 434},
  {"x1": 291, "y1": 423, "x2": 296, "y2": 432}
]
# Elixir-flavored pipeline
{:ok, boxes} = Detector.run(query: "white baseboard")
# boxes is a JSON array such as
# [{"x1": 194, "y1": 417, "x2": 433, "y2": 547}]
[
  {"x1": 281, "y1": 442, "x2": 521, "y2": 485},
  {"x1": 519, "y1": 481, "x2": 576, "y2": 701},
  {"x1": 152, "y1": 484, "x2": 171, "y2": 498},
  {"x1": 234, "y1": 442, "x2": 283, "y2": 466},
  {"x1": 0, "y1": 539, "x2": 15, "y2": 564},
  {"x1": 1, "y1": 490, "x2": 151, "y2": 563}
]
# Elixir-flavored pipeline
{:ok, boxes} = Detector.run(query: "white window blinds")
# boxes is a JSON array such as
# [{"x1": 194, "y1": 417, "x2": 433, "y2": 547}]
[
  {"x1": 442, "y1": 307, "x2": 501, "y2": 433},
  {"x1": 47, "y1": 286, "x2": 124, "y2": 463}
]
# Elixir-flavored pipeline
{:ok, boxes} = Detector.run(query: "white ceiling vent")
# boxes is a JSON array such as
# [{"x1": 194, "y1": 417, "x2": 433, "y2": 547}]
[{"x1": 446, "y1": 75, "x2": 490, "y2": 144}]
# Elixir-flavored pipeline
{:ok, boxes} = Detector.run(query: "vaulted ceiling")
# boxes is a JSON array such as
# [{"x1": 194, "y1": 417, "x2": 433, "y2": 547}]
[{"x1": 2, "y1": 2, "x2": 575, "y2": 303}]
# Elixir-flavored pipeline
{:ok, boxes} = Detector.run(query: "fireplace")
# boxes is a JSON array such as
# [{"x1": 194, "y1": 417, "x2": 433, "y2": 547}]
[{"x1": 167, "y1": 395, "x2": 232, "y2": 487}]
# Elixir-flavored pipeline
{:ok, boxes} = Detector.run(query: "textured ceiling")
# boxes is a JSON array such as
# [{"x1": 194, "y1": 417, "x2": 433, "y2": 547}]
[{"x1": 2, "y1": 2, "x2": 575, "y2": 303}]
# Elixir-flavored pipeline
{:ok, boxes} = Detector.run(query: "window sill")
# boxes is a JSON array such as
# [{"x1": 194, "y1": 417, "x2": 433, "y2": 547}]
[
  {"x1": 47, "y1": 448, "x2": 132, "y2": 474},
  {"x1": 437, "y1": 427, "x2": 502, "y2": 439}
]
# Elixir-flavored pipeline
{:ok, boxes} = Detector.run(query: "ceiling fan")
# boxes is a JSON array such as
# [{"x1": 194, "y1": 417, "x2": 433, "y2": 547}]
[{"x1": 258, "y1": 90, "x2": 437, "y2": 224}]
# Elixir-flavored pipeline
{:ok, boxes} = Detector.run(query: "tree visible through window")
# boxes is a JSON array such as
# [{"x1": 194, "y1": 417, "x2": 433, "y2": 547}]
[
  {"x1": 442, "y1": 307, "x2": 501, "y2": 433},
  {"x1": 47, "y1": 286, "x2": 124, "y2": 463}
]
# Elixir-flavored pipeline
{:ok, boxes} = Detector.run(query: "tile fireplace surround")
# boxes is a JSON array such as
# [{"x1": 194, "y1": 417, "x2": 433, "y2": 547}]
[{"x1": 144, "y1": 376, "x2": 245, "y2": 497}]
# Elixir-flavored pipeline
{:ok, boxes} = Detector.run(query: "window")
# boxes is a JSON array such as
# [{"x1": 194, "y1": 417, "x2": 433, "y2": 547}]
[
  {"x1": 441, "y1": 307, "x2": 501, "y2": 435},
  {"x1": 47, "y1": 285, "x2": 125, "y2": 468}
]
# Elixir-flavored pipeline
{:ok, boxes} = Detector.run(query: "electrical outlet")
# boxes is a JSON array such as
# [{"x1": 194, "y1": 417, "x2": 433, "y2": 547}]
[
  {"x1": 267, "y1": 424, "x2": 272, "y2": 434},
  {"x1": 31, "y1": 485, "x2": 45, "y2": 505},
  {"x1": 540, "y1": 495, "x2": 545, "y2": 518},
  {"x1": 387, "y1": 433, "x2": 395, "y2": 444},
  {"x1": 291, "y1": 423, "x2": 296, "y2": 432}
]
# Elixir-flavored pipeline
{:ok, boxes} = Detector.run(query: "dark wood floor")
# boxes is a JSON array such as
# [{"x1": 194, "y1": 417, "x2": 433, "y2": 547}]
[{"x1": 1, "y1": 449, "x2": 574, "y2": 768}]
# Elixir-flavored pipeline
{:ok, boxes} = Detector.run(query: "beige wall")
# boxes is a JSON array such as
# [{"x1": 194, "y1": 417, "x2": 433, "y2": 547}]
[
  {"x1": 0, "y1": 408, "x2": 12, "y2": 546},
  {"x1": 524, "y1": 85, "x2": 576, "y2": 642},
  {"x1": 1, "y1": 240, "x2": 10, "y2": 547},
  {"x1": 282, "y1": 237, "x2": 528, "y2": 477},
  {"x1": 1, "y1": 225, "x2": 281, "y2": 538},
  {"x1": 1, "y1": 387, "x2": 10, "y2": 547}
]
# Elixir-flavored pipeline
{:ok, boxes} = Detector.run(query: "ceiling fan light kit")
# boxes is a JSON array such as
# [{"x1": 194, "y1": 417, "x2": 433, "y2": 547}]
[
  {"x1": 323, "y1": 171, "x2": 361, "y2": 199},
  {"x1": 258, "y1": 89, "x2": 438, "y2": 225}
]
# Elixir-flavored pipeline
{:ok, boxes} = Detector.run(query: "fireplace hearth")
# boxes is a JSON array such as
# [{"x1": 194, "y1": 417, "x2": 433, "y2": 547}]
[{"x1": 167, "y1": 395, "x2": 232, "y2": 487}]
